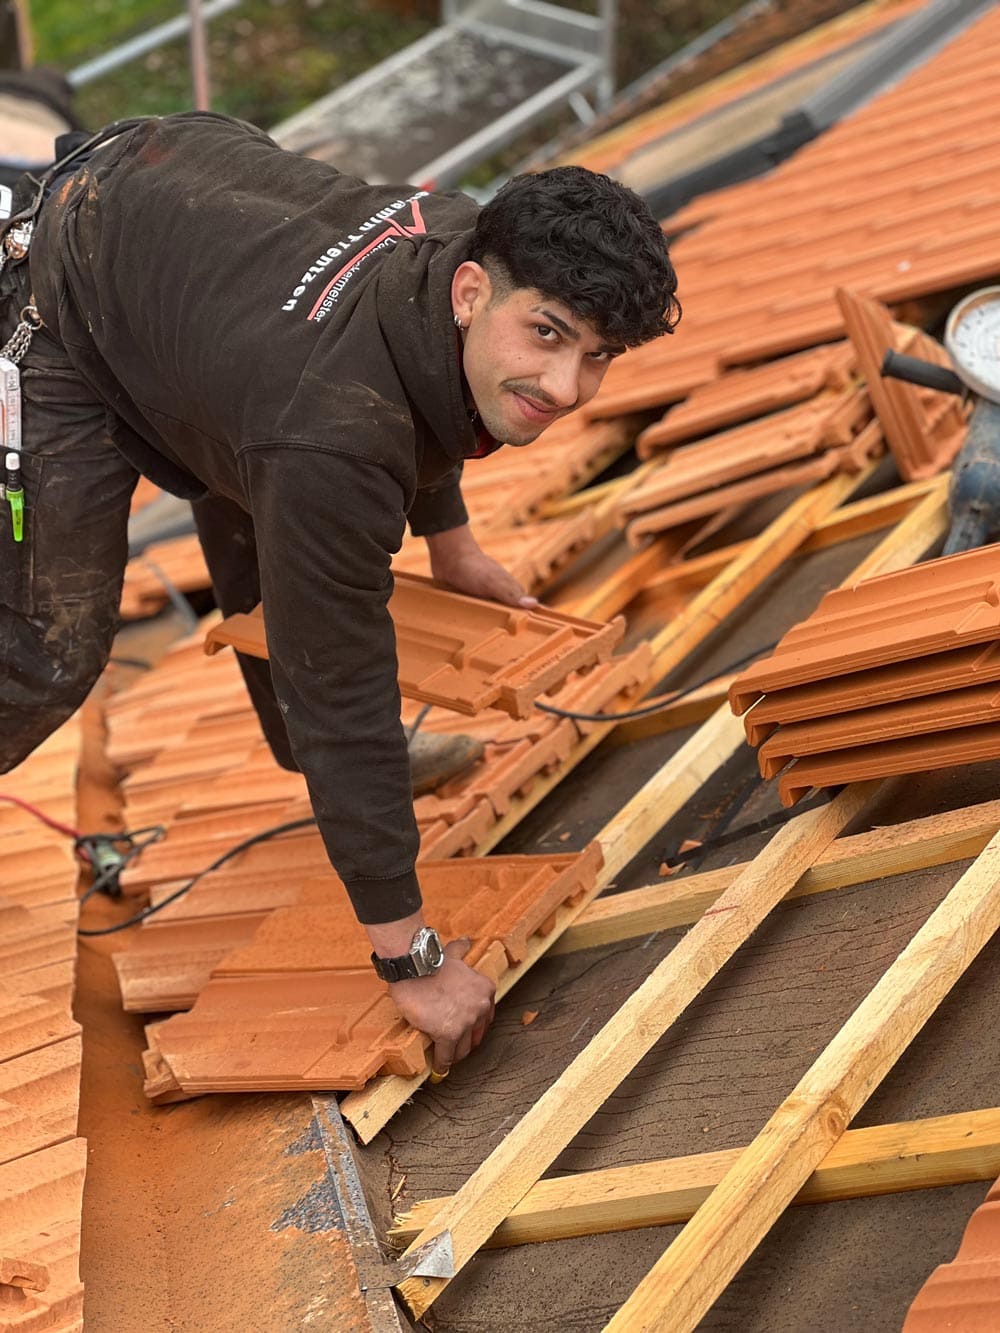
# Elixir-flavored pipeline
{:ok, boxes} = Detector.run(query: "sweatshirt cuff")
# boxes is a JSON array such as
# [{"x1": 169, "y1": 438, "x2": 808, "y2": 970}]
[
  {"x1": 344, "y1": 868, "x2": 423, "y2": 925},
  {"x1": 407, "y1": 479, "x2": 468, "y2": 536}
]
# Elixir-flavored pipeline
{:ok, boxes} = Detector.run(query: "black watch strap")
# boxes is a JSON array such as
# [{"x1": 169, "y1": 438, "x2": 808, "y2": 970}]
[{"x1": 370, "y1": 950, "x2": 421, "y2": 983}]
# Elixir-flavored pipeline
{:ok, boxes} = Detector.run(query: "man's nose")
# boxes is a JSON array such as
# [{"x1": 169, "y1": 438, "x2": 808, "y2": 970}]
[{"x1": 540, "y1": 358, "x2": 581, "y2": 410}]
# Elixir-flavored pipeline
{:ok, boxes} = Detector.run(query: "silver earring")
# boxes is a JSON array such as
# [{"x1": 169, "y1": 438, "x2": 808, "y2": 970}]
[{"x1": 453, "y1": 314, "x2": 465, "y2": 330}]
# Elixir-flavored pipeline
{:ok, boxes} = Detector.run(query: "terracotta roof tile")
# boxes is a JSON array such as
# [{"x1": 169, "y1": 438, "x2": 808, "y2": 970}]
[
  {"x1": 0, "y1": 1137, "x2": 86, "y2": 1331},
  {"x1": 585, "y1": 8, "x2": 1000, "y2": 420},
  {"x1": 779, "y1": 723, "x2": 1000, "y2": 806},
  {"x1": 836, "y1": 288, "x2": 968, "y2": 479},
  {"x1": 730, "y1": 545, "x2": 1000, "y2": 713},
  {"x1": 758, "y1": 681, "x2": 1000, "y2": 777},
  {"x1": 205, "y1": 574, "x2": 625, "y2": 718},
  {"x1": 393, "y1": 511, "x2": 598, "y2": 592},
  {"x1": 0, "y1": 717, "x2": 85, "y2": 1331},
  {"x1": 0, "y1": 986, "x2": 79, "y2": 1066},
  {"x1": 623, "y1": 433, "x2": 881, "y2": 545},
  {"x1": 742, "y1": 641, "x2": 1000, "y2": 745},
  {"x1": 636, "y1": 343, "x2": 856, "y2": 456},
  {"x1": 132, "y1": 847, "x2": 601, "y2": 1095},
  {"x1": 903, "y1": 1174, "x2": 1000, "y2": 1331},
  {"x1": 618, "y1": 384, "x2": 874, "y2": 538},
  {"x1": 120, "y1": 533, "x2": 209, "y2": 620},
  {"x1": 0, "y1": 1037, "x2": 82, "y2": 1167}
]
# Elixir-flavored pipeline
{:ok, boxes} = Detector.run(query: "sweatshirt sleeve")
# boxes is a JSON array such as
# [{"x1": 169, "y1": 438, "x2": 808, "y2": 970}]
[
  {"x1": 238, "y1": 442, "x2": 422, "y2": 925},
  {"x1": 407, "y1": 463, "x2": 468, "y2": 537}
]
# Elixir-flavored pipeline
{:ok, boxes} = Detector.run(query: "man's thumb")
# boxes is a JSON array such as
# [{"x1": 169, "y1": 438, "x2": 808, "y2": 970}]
[{"x1": 444, "y1": 936, "x2": 472, "y2": 961}]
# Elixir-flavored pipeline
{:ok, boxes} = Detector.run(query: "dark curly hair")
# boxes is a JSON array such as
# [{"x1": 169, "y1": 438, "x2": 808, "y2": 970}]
[{"x1": 469, "y1": 166, "x2": 680, "y2": 348}]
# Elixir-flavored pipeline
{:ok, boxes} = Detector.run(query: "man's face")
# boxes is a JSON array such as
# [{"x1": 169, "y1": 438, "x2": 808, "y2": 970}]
[{"x1": 457, "y1": 272, "x2": 625, "y2": 446}]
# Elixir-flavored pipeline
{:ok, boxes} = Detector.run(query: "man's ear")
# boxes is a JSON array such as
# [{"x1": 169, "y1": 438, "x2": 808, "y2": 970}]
[{"x1": 451, "y1": 261, "x2": 492, "y2": 327}]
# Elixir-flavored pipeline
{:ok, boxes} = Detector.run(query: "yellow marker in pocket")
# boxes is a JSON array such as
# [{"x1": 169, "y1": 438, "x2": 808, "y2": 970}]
[{"x1": 5, "y1": 451, "x2": 23, "y2": 542}]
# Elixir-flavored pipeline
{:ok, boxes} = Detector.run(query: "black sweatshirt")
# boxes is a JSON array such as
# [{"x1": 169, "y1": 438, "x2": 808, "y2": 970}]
[{"x1": 32, "y1": 111, "x2": 488, "y2": 923}]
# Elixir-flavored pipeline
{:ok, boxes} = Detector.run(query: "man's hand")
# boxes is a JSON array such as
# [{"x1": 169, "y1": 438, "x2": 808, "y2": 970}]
[
  {"x1": 426, "y1": 523, "x2": 538, "y2": 609},
  {"x1": 388, "y1": 938, "x2": 496, "y2": 1074}
]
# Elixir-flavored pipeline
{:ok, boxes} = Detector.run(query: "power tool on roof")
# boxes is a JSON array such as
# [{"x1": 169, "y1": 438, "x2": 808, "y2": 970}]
[{"x1": 881, "y1": 286, "x2": 1000, "y2": 556}]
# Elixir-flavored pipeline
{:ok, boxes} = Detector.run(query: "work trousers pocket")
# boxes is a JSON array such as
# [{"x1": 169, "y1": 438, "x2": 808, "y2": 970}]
[{"x1": 0, "y1": 449, "x2": 42, "y2": 615}]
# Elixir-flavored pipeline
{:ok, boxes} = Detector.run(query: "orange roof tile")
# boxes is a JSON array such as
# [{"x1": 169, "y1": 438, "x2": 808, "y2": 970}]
[
  {"x1": 730, "y1": 544, "x2": 1000, "y2": 712},
  {"x1": 742, "y1": 641, "x2": 1000, "y2": 745},
  {"x1": 120, "y1": 533, "x2": 209, "y2": 620},
  {"x1": 0, "y1": 1138, "x2": 86, "y2": 1331},
  {"x1": 0, "y1": 1037, "x2": 82, "y2": 1167},
  {"x1": 393, "y1": 511, "x2": 598, "y2": 592},
  {"x1": 619, "y1": 383, "x2": 874, "y2": 529},
  {"x1": 623, "y1": 432, "x2": 881, "y2": 545},
  {"x1": 778, "y1": 721, "x2": 1000, "y2": 805},
  {"x1": 636, "y1": 343, "x2": 857, "y2": 456},
  {"x1": 135, "y1": 847, "x2": 601, "y2": 1096},
  {"x1": 837, "y1": 288, "x2": 968, "y2": 479},
  {"x1": 758, "y1": 681, "x2": 1000, "y2": 777},
  {"x1": 204, "y1": 574, "x2": 626, "y2": 719}
]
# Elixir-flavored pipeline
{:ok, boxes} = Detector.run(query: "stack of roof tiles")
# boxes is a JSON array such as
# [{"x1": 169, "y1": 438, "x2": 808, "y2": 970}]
[
  {"x1": 729, "y1": 544, "x2": 1000, "y2": 805},
  {"x1": 616, "y1": 366, "x2": 882, "y2": 542},
  {"x1": 0, "y1": 721, "x2": 86, "y2": 1332},
  {"x1": 615, "y1": 298, "x2": 968, "y2": 543},
  {"x1": 106, "y1": 613, "x2": 650, "y2": 869}
]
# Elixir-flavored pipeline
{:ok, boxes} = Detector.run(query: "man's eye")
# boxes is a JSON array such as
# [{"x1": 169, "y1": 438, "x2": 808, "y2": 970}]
[{"x1": 535, "y1": 325, "x2": 557, "y2": 340}]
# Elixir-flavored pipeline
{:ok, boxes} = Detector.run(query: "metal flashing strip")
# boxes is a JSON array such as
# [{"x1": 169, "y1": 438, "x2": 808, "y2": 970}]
[{"x1": 310, "y1": 1095, "x2": 412, "y2": 1332}]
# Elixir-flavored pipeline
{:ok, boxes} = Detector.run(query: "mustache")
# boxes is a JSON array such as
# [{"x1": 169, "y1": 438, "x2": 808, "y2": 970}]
[{"x1": 503, "y1": 380, "x2": 560, "y2": 411}]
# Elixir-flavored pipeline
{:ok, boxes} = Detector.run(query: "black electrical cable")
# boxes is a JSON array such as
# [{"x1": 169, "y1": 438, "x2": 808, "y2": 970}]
[
  {"x1": 405, "y1": 702, "x2": 433, "y2": 747},
  {"x1": 533, "y1": 639, "x2": 780, "y2": 725},
  {"x1": 77, "y1": 816, "x2": 318, "y2": 937},
  {"x1": 662, "y1": 788, "x2": 839, "y2": 869}
]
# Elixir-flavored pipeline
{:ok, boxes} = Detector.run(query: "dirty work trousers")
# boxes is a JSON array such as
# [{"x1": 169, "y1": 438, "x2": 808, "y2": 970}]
[{"x1": 0, "y1": 255, "x2": 297, "y2": 775}]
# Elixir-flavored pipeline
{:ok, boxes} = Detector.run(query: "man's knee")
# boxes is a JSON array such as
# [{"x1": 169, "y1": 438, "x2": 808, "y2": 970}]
[{"x1": 0, "y1": 596, "x2": 116, "y2": 759}]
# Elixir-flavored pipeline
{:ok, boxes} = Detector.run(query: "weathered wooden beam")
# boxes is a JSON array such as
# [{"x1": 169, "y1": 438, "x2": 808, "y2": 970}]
[
  {"x1": 603, "y1": 675, "x2": 736, "y2": 747},
  {"x1": 394, "y1": 783, "x2": 877, "y2": 1319},
  {"x1": 344, "y1": 476, "x2": 950, "y2": 1145},
  {"x1": 647, "y1": 466, "x2": 873, "y2": 668},
  {"x1": 634, "y1": 475, "x2": 945, "y2": 612},
  {"x1": 608, "y1": 828, "x2": 1000, "y2": 1332},
  {"x1": 554, "y1": 798, "x2": 1000, "y2": 954},
  {"x1": 390, "y1": 1106, "x2": 1000, "y2": 1249}
]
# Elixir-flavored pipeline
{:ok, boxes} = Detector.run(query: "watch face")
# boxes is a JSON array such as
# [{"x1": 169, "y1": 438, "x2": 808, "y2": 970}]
[{"x1": 417, "y1": 928, "x2": 444, "y2": 970}]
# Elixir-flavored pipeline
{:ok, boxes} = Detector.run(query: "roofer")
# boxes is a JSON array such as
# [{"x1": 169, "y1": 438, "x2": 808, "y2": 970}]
[{"x1": 0, "y1": 111, "x2": 679, "y2": 1075}]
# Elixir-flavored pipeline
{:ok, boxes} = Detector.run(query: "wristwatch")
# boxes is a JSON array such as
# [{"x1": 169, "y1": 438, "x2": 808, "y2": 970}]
[{"x1": 371, "y1": 926, "x2": 445, "y2": 983}]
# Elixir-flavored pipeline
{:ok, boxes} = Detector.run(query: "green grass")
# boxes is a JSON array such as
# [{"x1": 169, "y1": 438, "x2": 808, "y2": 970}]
[{"x1": 31, "y1": 0, "x2": 436, "y2": 129}]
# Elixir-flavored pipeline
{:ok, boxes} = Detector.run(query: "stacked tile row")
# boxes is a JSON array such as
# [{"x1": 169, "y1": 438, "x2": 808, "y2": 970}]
[
  {"x1": 0, "y1": 721, "x2": 87, "y2": 1333},
  {"x1": 615, "y1": 376, "x2": 883, "y2": 543},
  {"x1": 729, "y1": 545, "x2": 1000, "y2": 805},
  {"x1": 617, "y1": 295, "x2": 968, "y2": 543},
  {"x1": 586, "y1": 5, "x2": 1000, "y2": 419},
  {"x1": 116, "y1": 847, "x2": 602, "y2": 1097}
]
